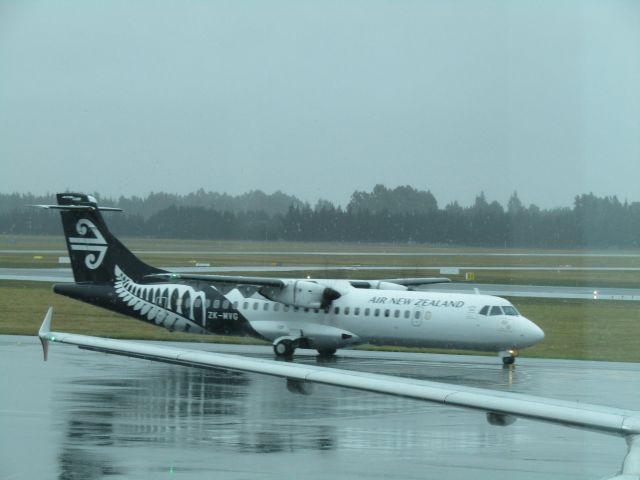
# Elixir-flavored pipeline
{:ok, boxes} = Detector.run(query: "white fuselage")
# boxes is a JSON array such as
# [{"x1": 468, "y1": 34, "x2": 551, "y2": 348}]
[{"x1": 227, "y1": 287, "x2": 544, "y2": 353}]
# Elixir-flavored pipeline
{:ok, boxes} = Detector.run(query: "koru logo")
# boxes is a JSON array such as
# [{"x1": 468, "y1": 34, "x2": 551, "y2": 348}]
[{"x1": 69, "y1": 219, "x2": 108, "y2": 269}]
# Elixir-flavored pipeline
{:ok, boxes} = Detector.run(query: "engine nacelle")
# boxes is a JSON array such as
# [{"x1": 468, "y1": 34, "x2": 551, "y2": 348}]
[{"x1": 259, "y1": 280, "x2": 341, "y2": 309}]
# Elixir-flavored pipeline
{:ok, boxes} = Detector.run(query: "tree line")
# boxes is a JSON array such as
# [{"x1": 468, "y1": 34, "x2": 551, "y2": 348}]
[{"x1": 1, "y1": 186, "x2": 638, "y2": 248}]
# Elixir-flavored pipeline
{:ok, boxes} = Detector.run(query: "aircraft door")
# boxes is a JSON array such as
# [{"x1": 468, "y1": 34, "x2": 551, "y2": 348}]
[{"x1": 411, "y1": 306, "x2": 430, "y2": 328}]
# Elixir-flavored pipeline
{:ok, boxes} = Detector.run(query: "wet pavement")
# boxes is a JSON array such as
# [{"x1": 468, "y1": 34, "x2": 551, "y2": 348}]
[{"x1": 2, "y1": 335, "x2": 639, "y2": 480}]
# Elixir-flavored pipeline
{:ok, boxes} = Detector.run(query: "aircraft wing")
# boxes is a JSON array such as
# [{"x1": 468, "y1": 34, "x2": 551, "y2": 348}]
[
  {"x1": 38, "y1": 308, "x2": 640, "y2": 445},
  {"x1": 37, "y1": 307, "x2": 640, "y2": 477},
  {"x1": 146, "y1": 273, "x2": 450, "y2": 291},
  {"x1": 144, "y1": 272, "x2": 285, "y2": 287},
  {"x1": 350, "y1": 278, "x2": 451, "y2": 289},
  {"x1": 380, "y1": 277, "x2": 451, "y2": 286}
]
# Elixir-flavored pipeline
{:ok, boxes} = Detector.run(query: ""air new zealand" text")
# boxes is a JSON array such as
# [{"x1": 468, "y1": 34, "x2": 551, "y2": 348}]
[{"x1": 368, "y1": 297, "x2": 465, "y2": 308}]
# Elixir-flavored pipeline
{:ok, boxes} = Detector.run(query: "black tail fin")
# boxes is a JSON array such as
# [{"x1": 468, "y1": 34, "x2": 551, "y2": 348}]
[{"x1": 45, "y1": 193, "x2": 164, "y2": 284}]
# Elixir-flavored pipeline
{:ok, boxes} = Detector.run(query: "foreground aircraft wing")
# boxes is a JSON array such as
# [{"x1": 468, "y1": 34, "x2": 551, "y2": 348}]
[{"x1": 38, "y1": 308, "x2": 640, "y2": 478}]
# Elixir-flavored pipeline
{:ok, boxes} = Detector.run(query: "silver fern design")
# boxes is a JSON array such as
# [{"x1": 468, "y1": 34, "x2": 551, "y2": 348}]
[{"x1": 114, "y1": 266, "x2": 208, "y2": 334}]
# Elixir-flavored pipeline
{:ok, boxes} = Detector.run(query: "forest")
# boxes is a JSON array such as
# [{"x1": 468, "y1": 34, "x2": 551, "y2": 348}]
[{"x1": 0, "y1": 185, "x2": 638, "y2": 248}]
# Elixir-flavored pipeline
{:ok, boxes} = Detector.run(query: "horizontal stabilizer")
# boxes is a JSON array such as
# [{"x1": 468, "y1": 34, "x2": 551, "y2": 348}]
[{"x1": 31, "y1": 204, "x2": 123, "y2": 212}]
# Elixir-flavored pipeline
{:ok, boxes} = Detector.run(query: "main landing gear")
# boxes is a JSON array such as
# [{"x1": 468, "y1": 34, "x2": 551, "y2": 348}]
[
  {"x1": 500, "y1": 348, "x2": 519, "y2": 365},
  {"x1": 273, "y1": 338, "x2": 296, "y2": 357},
  {"x1": 272, "y1": 336, "x2": 337, "y2": 358},
  {"x1": 316, "y1": 348, "x2": 337, "y2": 357}
]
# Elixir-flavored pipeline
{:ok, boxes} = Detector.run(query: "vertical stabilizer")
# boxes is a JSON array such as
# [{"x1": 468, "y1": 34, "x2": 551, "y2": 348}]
[{"x1": 43, "y1": 193, "x2": 164, "y2": 283}]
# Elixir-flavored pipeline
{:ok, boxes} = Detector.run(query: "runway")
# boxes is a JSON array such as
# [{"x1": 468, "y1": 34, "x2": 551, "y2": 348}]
[
  {"x1": 3, "y1": 267, "x2": 640, "y2": 300},
  {"x1": 1, "y1": 335, "x2": 638, "y2": 480}
]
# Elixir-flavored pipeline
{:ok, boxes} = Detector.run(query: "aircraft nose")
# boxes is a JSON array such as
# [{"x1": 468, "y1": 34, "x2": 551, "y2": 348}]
[{"x1": 523, "y1": 319, "x2": 545, "y2": 345}]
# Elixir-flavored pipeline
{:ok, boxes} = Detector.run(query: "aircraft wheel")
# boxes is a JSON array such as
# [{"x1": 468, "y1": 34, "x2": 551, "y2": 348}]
[
  {"x1": 274, "y1": 339, "x2": 295, "y2": 357},
  {"x1": 317, "y1": 348, "x2": 337, "y2": 357},
  {"x1": 502, "y1": 355, "x2": 515, "y2": 365}
]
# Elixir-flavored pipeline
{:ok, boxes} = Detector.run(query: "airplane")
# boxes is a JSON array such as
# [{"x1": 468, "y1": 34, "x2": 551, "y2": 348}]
[
  {"x1": 35, "y1": 192, "x2": 544, "y2": 364},
  {"x1": 38, "y1": 308, "x2": 640, "y2": 480}
]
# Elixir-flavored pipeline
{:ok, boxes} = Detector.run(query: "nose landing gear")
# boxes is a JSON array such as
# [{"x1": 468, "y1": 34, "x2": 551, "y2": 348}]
[{"x1": 500, "y1": 348, "x2": 518, "y2": 365}]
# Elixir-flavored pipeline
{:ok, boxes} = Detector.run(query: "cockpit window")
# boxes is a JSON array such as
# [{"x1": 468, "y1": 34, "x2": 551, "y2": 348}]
[
  {"x1": 479, "y1": 305, "x2": 489, "y2": 316},
  {"x1": 502, "y1": 306, "x2": 520, "y2": 316},
  {"x1": 489, "y1": 306, "x2": 503, "y2": 316}
]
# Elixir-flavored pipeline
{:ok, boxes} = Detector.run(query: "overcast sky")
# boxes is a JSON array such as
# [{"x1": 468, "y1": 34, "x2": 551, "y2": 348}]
[{"x1": 1, "y1": 1, "x2": 638, "y2": 208}]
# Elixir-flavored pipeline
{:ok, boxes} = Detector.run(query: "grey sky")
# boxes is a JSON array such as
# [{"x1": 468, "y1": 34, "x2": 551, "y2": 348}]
[{"x1": 1, "y1": 1, "x2": 638, "y2": 209}]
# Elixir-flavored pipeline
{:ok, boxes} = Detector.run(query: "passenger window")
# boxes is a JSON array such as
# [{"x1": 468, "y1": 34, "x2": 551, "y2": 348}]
[
  {"x1": 263, "y1": 303, "x2": 269, "y2": 311},
  {"x1": 304, "y1": 308, "x2": 309, "y2": 313},
  {"x1": 479, "y1": 306, "x2": 489, "y2": 316},
  {"x1": 394, "y1": 310, "x2": 400, "y2": 318},
  {"x1": 374, "y1": 308, "x2": 380, "y2": 317},
  {"x1": 365, "y1": 308, "x2": 370, "y2": 316},
  {"x1": 404, "y1": 310, "x2": 410, "y2": 319},
  {"x1": 283, "y1": 305, "x2": 290, "y2": 312},
  {"x1": 233, "y1": 301, "x2": 238, "y2": 309},
  {"x1": 213, "y1": 299, "x2": 220, "y2": 309},
  {"x1": 293, "y1": 307, "x2": 299, "y2": 312},
  {"x1": 253, "y1": 302, "x2": 259, "y2": 310},
  {"x1": 222, "y1": 300, "x2": 229, "y2": 309},
  {"x1": 490, "y1": 306, "x2": 503, "y2": 316},
  {"x1": 274, "y1": 303, "x2": 280, "y2": 312},
  {"x1": 334, "y1": 307, "x2": 340, "y2": 315},
  {"x1": 414, "y1": 311, "x2": 421, "y2": 319},
  {"x1": 354, "y1": 308, "x2": 360, "y2": 316},
  {"x1": 345, "y1": 307, "x2": 350, "y2": 315},
  {"x1": 242, "y1": 301, "x2": 248, "y2": 310},
  {"x1": 314, "y1": 309, "x2": 319, "y2": 314},
  {"x1": 384, "y1": 309, "x2": 390, "y2": 317}
]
